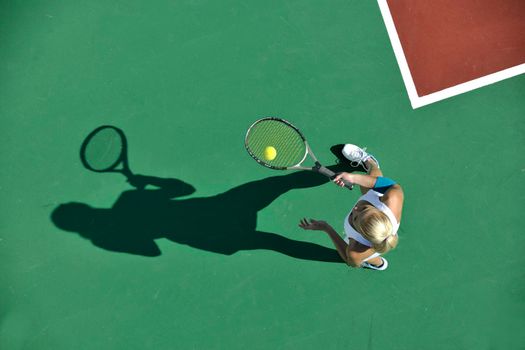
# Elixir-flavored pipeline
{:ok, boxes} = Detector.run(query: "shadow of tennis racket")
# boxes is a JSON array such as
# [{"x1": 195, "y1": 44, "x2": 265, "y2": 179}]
[{"x1": 80, "y1": 125, "x2": 142, "y2": 187}]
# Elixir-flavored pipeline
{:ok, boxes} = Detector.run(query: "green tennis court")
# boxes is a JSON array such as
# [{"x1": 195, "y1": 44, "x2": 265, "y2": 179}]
[{"x1": 1, "y1": 1, "x2": 524, "y2": 349}]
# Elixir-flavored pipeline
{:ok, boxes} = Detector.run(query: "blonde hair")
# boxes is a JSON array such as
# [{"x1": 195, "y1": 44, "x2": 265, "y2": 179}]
[{"x1": 354, "y1": 204, "x2": 398, "y2": 254}]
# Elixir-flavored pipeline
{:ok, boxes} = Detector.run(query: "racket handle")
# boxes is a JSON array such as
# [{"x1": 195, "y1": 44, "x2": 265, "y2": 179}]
[{"x1": 315, "y1": 164, "x2": 354, "y2": 190}]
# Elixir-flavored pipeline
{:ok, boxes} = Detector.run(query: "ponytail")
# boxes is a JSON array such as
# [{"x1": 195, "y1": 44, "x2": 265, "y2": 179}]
[{"x1": 372, "y1": 233, "x2": 398, "y2": 254}]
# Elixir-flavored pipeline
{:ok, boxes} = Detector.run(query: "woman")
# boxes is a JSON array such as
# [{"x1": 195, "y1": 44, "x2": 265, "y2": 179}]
[{"x1": 299, "y1": 144, "x2": 404, "y2": 270}]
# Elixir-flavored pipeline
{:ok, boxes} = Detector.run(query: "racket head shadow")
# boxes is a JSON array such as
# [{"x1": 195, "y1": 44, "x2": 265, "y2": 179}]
[
  {"x1": 80, "y1": 125, "x2": 130, "y2": 175},
  {"x1": 245, "y1": 117, "x2": 308, "y2": 170}
]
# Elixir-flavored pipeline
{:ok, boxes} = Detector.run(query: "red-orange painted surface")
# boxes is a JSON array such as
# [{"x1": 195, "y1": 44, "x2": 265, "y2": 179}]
[{"x1": 387, "y1": 0, "x2": 525, "y2": 96}]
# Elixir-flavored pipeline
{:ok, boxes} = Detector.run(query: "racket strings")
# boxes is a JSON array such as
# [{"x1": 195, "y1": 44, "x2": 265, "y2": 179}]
[{"x1": 246, "y1": 119, "x2": 306, "y2": 168}]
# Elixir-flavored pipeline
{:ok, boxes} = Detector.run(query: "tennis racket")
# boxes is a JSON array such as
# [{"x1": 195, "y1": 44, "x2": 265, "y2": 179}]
[
  {"x1": 245, "y1": 117, "x2": 353, "y2": 190},
  {"x1": 80, "y1": 125, "x2": 133, "y2": 178}
]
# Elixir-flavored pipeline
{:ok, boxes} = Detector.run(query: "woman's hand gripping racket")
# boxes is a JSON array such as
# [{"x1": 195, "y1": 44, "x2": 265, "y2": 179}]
[
  {"x1": 244, "y1": 117, "x2": 353, "y2": 190},
  {"x1": 80, "y1": 125, "x2": 133, "y2": 179}
]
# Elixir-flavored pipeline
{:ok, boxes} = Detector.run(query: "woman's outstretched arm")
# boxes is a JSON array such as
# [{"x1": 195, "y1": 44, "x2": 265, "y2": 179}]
[
  {"x1": 333, "y1": 172, "x2": 377, "y2": 189},
  {"x1": 298, "y1": 218, "x2": 380, "y2": 267},
  {"x1": 298, "y1": 218, "x2": 355, "y2": 266},
  {"x1": 334, "y1": 158, "x2": 383, "y2": 194}
]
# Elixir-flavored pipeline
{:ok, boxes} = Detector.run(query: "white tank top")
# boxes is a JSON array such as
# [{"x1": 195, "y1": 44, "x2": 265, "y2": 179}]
[{"x1": 343, "y1": 190, "x2": 400, "y2": 247}]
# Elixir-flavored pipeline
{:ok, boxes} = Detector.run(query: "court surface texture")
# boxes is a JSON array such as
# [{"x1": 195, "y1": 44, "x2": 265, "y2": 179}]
[{"x1": 1, "y1": 1, "x2": 524, "y2": 349}]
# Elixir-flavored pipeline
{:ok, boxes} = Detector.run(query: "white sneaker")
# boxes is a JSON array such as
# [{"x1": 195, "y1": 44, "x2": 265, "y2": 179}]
[
  {"x1": 361, "y1": 257, "x2": 388, "y2": 271},
  {"x1": 341, "y1": 144, "x2": 380, "y2": 171}
]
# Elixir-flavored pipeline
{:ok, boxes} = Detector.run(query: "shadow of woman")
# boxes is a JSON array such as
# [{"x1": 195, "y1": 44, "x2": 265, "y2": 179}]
[{"x1": 51, "y1": 165, "x2": 350, "y2": 263}]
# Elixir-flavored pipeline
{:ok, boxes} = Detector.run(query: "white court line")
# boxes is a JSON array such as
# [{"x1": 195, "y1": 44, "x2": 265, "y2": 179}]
[{"x1": 377, "y1": 0, "x2": 525, "y2": 109}]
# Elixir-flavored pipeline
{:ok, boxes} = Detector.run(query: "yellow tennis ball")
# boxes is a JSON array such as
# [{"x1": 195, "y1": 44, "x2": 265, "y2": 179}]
[{"x1": 264, "y1": 146, "x2": 277, "y2": 161}]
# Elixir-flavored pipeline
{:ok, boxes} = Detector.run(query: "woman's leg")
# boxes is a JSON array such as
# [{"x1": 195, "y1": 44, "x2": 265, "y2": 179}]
[
  {"x1": 346, "y1": 239, "x2": 384, "y2": 267},
  {"x1": 363, "y1": 254, "x2": 383, "y2": 267}
]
